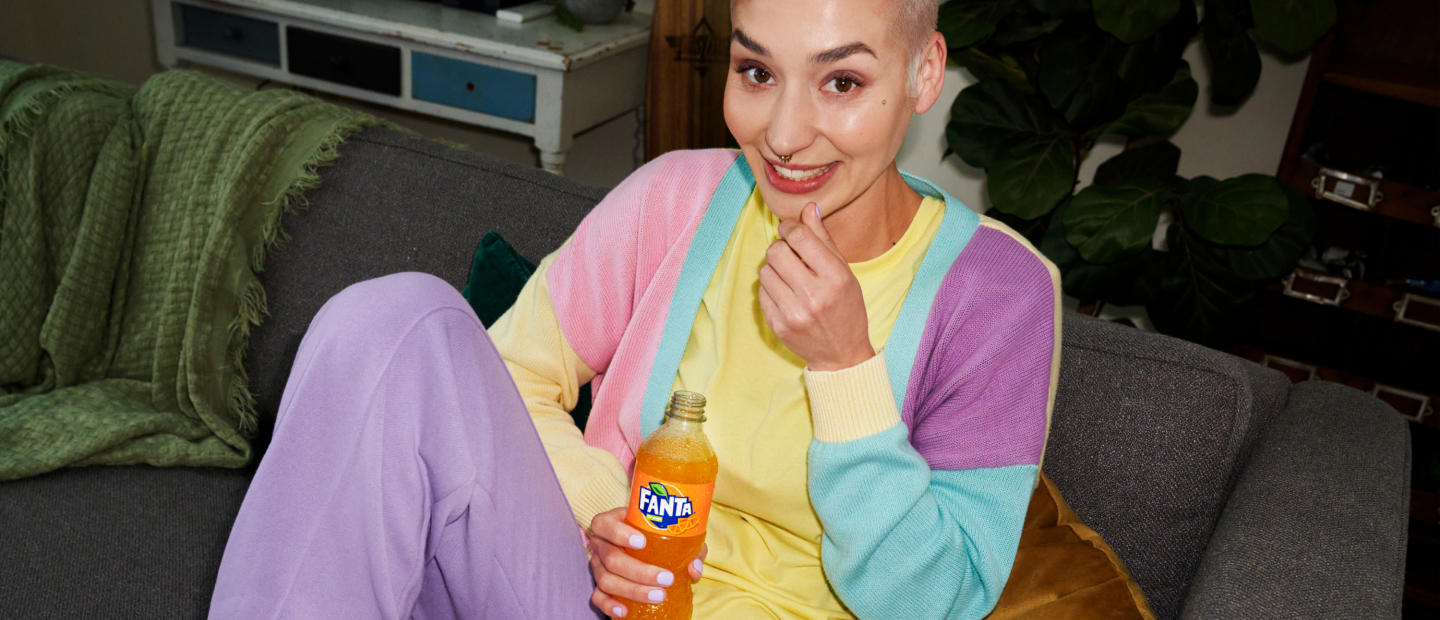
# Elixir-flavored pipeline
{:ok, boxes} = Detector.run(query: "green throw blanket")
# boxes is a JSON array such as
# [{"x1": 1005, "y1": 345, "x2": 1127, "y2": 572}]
[{"x1": 0, "y1": 62, "x2": 387, "y2": 480}]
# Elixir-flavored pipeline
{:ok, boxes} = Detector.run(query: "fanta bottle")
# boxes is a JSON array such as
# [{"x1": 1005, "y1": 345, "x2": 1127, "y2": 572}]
[{"x1": 622, "y1": 390, "x2": 718, "y2": 619}]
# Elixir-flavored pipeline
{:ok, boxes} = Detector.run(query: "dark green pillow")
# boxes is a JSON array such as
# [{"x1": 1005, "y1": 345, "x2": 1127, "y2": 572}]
[
  {"x1": 462, "y1": 231, "x2": 536, "y2": 328},
  {"x1": 461, "y1": 231, "x2": 591, "y2": 429}
]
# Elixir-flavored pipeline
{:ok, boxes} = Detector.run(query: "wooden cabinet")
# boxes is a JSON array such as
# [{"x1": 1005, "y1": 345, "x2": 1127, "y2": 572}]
[{"x1": 1261, "y1": 0, "x2": 1439, "y2": 613}]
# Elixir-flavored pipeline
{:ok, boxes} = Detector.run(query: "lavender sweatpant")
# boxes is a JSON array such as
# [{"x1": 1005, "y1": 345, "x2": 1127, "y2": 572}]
[{"x1": 210, "y1": 273, "x2": 603, "y2": 620}]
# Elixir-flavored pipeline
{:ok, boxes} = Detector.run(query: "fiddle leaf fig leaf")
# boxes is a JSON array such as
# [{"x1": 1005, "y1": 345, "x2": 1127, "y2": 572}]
[
  {"x1": 1118, "y1": 0, "x2": 1197, "y2": 92},
  {"x1": 1146, "y1": 226, "x2": 1258, "y2": 349},
  {"x1": 1205, "y1": 180, "x2": 1316, "y2": 280},
  {"x1": 1043, "y1": 198, "x2": 1164, "y2": 304},
  {"x1": 946, "y1": 80, "x2": 1065, "y2": 169},
  {"x1": 1093, "y1": 140, "x2": 1182, "y2": 185},
  {"x1": 1202, "y1": 0, "x2": 1262, "y2": 106},
  {"x1": 1094, "y1": 0, "x2": 1180, "y2": 43},
  {"x1": 937, "y1": 0, "x2": 1023, "y2": 48},
  {"x1": 1029, "y1": 0, "x2": 1092, "y2": 17},
  {"x1": 1104, "y1": 61, "x2": 1198, "y2": 138},
  {"x1": 950, "y1": 48, "x2": 1034, "y2": 95},
  {"x1": 987, "y1": 135, "x2": 1077, "y2": 219},
  {"x1": 1250, "y1": 0, "x2": 1336, "y2": 55},
  {"x1": 1039, "y1": 20, "x2": 1130, "y2": 130},
  {"x1": 1064, "y1": 179, "x2": 1170, "y2": 264},
  {"x1": 1184, "y1": 173, "x2": 1289, "y2": 246}
]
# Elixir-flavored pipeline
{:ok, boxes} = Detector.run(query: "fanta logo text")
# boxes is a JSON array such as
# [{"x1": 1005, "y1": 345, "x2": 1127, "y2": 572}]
[{"x1": 637, "y1": 482, "x2": 695, "y2": 531}]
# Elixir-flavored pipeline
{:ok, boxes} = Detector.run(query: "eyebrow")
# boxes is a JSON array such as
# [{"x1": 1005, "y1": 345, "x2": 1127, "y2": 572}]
[
  {"x1": 731, "y1": 29, "x2": 770, "y2": 56},
  {"x1": 812, "y1": 42, "x2": 877, "y2": 64},
  {"x1": 731, "y1": 30, "x2": 877, "y2": 65}
]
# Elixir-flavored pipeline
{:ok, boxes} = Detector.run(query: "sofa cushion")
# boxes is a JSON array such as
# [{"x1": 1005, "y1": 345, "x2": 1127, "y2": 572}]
[
  {"x1": 1042, "y1": 314, "x2": 1291, "y2": 620},
  {"x1": 0, "y1": 465, "x2": 250, "y2": 619},
  {"x1": 245, "y1": 127, "x2": 603, "y2": 451}
]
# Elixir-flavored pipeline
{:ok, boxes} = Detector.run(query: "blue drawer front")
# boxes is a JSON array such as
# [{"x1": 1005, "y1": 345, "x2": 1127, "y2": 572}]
[
  {"x1": 412, "y1": 53, "x2": 536, "y2": 123},
  {"x1": 178, "y1": 4, "x2": 280, "y2": 64}
]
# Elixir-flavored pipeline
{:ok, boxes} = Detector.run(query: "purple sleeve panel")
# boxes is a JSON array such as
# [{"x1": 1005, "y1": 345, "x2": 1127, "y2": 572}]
[{"x1": 901, "y1": 221, "x2": 1062, "y2": 472}]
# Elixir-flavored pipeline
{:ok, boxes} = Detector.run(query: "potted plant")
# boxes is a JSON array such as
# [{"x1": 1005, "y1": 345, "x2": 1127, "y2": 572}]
[{"x1": 938, "y1": 0, "x2": 1334, "y2": 348}]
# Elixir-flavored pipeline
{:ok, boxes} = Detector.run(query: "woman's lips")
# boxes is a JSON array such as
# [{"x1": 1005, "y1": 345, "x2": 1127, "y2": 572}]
[{"x1": 765, "y1": 160, "x2": 840, "y2": 194}]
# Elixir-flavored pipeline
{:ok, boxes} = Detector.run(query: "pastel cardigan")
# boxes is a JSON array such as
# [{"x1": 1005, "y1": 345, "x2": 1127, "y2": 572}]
[{"x1": 514, "y1": 149, "x2": 1061, "y2": 619}]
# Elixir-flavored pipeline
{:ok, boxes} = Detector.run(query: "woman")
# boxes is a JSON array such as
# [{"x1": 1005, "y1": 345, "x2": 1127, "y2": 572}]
[{"x1": 209, "y1": 0, "x2": 1060, "y2": 618}]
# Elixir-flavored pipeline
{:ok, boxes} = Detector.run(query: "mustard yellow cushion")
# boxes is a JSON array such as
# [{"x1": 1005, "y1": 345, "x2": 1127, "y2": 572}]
[{"x1": 986, "y1": 473, "x2": 1157, "y2": 620}]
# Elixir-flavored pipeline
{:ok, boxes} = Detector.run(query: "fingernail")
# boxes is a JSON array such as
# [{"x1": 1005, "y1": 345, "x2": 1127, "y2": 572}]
[
  {"x1": 628, "y1": 534, "x2": 645, "y2": 549},
  {"x1": 648, "y1": 589, "x2": 665, "y2": 603},
  {"x1": 693, "y1": 559, "x2": 704, "y2": 575},
  {"x1": 612, "y1": 606, "x2": 625, "y2": 618},
  {"x1": 657, "y1": 570, "x2": 674, "y2": 586},
  {"x1": 814, "y1": 204, "x2": 822, "y2": 220}
]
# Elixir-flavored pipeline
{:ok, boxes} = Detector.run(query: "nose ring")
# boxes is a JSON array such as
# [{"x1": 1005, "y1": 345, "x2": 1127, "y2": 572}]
[{"x1": 778, "y1": 154, "x2": 792, "y2": 163}]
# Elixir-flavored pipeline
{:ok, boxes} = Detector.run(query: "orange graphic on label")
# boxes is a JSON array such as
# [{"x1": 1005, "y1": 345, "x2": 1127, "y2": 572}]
[{"x1": 625, "y1": 469, "x2": 714, "y2": 538}]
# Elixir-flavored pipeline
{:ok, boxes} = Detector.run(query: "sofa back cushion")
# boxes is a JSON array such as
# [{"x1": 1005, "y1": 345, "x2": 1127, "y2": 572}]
[
  {"x1": 1043, "y1": 314, "x2": 1290, "y2": 620},
  {"x1": 246, "y1": 128, "x2": 602, "y2": 448}
]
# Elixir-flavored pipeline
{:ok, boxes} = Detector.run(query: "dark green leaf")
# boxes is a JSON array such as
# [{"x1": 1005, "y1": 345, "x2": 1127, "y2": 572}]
[
  {"x1": 1094, "y1": 0, "x2": 1180, "y2": 42},
  {"x1": 1118, "y1": 0, "x2": 1197, "y2": 92},
  {"x1": 1064, "y1": 179, "x2": 1170, "y2": 263},
  {"x1": 1104, "y1": 61, "x2": 1198, "y2": 137},
  {"x1": 987, "y1": 135, "x2": 1077, "y2": 218},
  {"x1": 1029, "y1": 0, "x2": 1092, "y2": 17},
  {"x1": 649, "y1": 482, "x2": 668, "y2": 497},
  {"x1": 993, "y1": 16, "x2": 1065, "y2": 45},
  {"x1": 1093, "y1": 140, "x2": 1182, "y2": 184},
  {"x1": 1146, "y1": 225, "x2": 1257, "y2": 348},
  {"x1": 950, "y1": 48, "x2": 1035, "y2": 95},
  {"x1": 1250, "y1": 0, "x2": 1336, "y2": 55},
  {"x1": 1184, "y1": 173, "x2": 1289, "y2": 245},
  {"x1": 1039, "y1": 20, "x2": 1130, "y2": 130},
  {"x1": 1188, "y1": 175, "x2": 1220, "y2": 193},
  {"x1": 938, "y1": 0, "x2": 1023, "y2": 48},
  {"x1": 946, "y1": 80, "x2": 1065, "y2": 168},
  {"x1": 1042, "y1": 198, "x2": 1164, "y2": 304},
  {"x1": 1202, "y1": 0, "x2": 1262, "y2": 106},
  {"x1": 986, "y1": 209, "x2": 1051, "y2": 247},
  {"x1": 1205, "y1": 180, "x2": 1316, "y2": 280}
]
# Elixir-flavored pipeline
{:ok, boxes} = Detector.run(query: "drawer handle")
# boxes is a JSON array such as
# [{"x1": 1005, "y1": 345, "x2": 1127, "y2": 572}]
[
  {"x1": 1311, "y1": 167, "x2": 1383, "y2": 211},
  {"x1": 222, "y1": 27, "x2": 244, "y2": 42},
  {"x1": 1393, "y1": 293, "x2": 1440, "y2": 333},
  {"x1": 1371, "y1": 383, "x2": 1433, "y2": 423},
  {"x1": 1282, "y1": 270, "x2": 1351, "y2": 307}
]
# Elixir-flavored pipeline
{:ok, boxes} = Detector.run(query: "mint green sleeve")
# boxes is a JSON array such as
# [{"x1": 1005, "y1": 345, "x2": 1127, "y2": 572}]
[{"x1": 808, "y1": 425, "x2": 1037, "y2": 620}]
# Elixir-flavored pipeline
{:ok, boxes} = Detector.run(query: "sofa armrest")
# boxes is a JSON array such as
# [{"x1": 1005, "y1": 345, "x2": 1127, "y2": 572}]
[{"x1": 1179, "y1": 380, "x2": 1410, "y2": 620}]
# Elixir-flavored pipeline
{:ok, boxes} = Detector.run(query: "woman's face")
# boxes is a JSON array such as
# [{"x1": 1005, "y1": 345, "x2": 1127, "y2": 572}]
[{"x1": 724, "y1": 0, "x2": 929, "y2": 221}]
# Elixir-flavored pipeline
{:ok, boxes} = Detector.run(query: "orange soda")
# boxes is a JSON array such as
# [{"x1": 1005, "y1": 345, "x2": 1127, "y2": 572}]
[{"x1": 622, "y1": 390, "x2": 719, "y2": 619}]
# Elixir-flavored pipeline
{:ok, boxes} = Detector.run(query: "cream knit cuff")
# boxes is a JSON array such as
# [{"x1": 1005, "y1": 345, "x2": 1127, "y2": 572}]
[{"x1": 804, "y1": 351, "x2": 902, "y2": 443}]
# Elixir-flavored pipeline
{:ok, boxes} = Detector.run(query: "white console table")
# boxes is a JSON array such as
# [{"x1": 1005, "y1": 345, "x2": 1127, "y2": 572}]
[{"x1": 152, "y1": 0, "x2": 651, "y2": 174}]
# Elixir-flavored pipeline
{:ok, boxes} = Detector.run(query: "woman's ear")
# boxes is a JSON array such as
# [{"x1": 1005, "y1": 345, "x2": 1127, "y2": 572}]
[{"x1": 912, "y1": 32, "x2": 948, "y2": 114}]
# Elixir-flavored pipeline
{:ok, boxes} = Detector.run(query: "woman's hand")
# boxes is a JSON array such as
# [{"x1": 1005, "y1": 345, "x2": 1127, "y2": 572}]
[
  {"x1": 588, "y1": 507, "x2": 707, "y2": 618},
  {"x1": 759, "y1": 202, "x2": 874, "y2": 372}
]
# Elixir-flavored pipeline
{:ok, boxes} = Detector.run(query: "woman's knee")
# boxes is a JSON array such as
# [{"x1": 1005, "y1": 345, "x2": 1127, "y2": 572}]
[{"x1": 308, "y1": 272, "x2": 475, "y2": 345}]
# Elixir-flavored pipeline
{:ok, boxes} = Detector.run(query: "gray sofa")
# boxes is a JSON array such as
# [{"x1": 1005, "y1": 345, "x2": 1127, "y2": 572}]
[{"x1": 0, "y1": 128, "x2": 1410, "y2": 620}]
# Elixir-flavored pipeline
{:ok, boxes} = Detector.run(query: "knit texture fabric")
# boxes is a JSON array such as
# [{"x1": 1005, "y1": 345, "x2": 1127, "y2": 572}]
[{"x1": 0, "y1": 62, "x2": 386, "y2": 479}]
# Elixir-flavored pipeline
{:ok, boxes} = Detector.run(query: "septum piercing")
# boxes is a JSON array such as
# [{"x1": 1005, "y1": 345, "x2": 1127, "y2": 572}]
[{"x1": 778, "y1": 154, "x2": 792, "y2": 163}]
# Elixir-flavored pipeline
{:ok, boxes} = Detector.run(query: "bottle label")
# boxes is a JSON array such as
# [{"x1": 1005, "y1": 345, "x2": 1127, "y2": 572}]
[{"x1": 625, "y1": 469, "x2": 714, "y2": 538}]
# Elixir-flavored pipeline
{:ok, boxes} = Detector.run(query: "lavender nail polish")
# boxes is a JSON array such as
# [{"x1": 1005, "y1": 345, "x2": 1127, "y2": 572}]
[
  {"x1": 657, "y1": 570, "x2": 674, "y2": 586},
  {"x1": 693, "y1": 559, "x2": 704, "y2": 576},
  {"x1": 648, "y1": 589, "x2": 665, "y2": 602},
  {"x1": 612, "y1": 605, "x2": 625, "y2": 618},
  {"x1": 628, "y1": 534, "x2": 645, "y2": 549}
]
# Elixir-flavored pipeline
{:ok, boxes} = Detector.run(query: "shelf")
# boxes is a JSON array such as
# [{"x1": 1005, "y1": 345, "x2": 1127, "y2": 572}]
[
  {"x1": 1324, "y1": 57, "x2": 1440, "y2": 109},
  {"x1": 1290, "y1": 160, "x2": 1440, "y2": 229}
]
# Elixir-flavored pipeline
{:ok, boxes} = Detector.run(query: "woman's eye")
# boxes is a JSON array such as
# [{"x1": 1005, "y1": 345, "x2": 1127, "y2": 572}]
[
  {"x1": 746, "y1": 67, "x2": 772, "y2": 84},
  {"x1": 828, "y1": 77, "x2": 857, "y2": 93}
]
